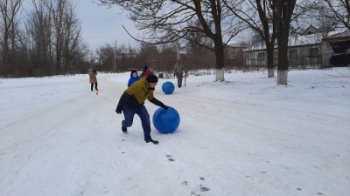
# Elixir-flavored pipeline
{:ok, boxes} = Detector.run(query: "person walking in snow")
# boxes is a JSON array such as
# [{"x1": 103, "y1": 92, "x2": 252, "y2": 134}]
[
  {"x1": 173, "y1": 59, "x2": 186, "y2": 88},
  {"x1": 88, "y1": 68, "x2": 98, "y2": 91},
  {"x1": 128, "y1": 69, "x2": 140, "y2": 87},
  {"x1": 115, "y1": 74, "x2": 169, "y2": 144}
]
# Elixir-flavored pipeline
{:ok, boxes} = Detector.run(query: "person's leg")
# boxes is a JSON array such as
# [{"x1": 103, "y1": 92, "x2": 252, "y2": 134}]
[
  {"x1": 95, "y1": 82, "x2": 98, "y2": 91},
  {"x1": 91, "y1": 83, "x2": 93, "y2": 91},
  {"x1": 175, "y1": 75, "x2": 179, "y2": 87},
  {"x1": 177, "y1": 75, "x2": 182, "y2": 88},
  {"x1": 135, "y1": 105, "x2": 158, "y2": 144},
  {"x1": 178, "y1": 75, "x2": 183, "y2": 87},
  {"x1": 122, "y1": 106, "x2": 135, "y2": 132}
]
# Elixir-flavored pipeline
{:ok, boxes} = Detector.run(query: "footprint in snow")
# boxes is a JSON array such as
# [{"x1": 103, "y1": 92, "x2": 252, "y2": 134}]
[
  {"x1": 190, "y1": 191, "x2": 201, "y2": 196},
  {"x1": 166, "y1": 154, "x2": 175, "y2": 162},
  {"x1": 181, "y1": 181, "x2": 189, "y2": 186},
  {"x1": 200, "y1": 184, "x2": 210, "y2": 192}
]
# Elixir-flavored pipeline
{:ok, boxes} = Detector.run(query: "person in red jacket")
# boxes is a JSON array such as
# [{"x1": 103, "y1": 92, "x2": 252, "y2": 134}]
[{"x1": 140, "y1": 65, "x2": 153, "y2": 78}]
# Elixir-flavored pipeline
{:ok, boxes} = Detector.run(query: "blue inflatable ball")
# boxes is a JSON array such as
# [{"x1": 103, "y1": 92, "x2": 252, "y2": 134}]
[
  {"x1": 162, "y1": 81, "x2": 175, "y2": 94},
  {"x1": 153, "y1": 107, "x2": 180, "y2": 134}
]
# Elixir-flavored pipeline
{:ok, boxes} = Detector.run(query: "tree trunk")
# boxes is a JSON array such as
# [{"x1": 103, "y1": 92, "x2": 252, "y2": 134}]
[
  {"x1": 266, "y1": 44, "x2": 275, "y2": 78},
  {"x1": 216, "y1": 68, "x2": 224, "y2": 81},
  {"x1": 277, "y1": 35, "x2": 289, "y2": 85},
  {"x1": 268, "y1": 68, "x2": 274, "y2": 78},
  {"x1": 277, "y1": 69, "x2": 288, "y2": 85},
  {"x1": 214, "y1": 41, "x2": 225, "y2": 81},
  {"x1": 273, "y1": 0, "x2": 296, "y2": 85}
]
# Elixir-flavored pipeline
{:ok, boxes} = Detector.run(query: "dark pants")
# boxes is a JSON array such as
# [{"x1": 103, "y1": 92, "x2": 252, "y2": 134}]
[
  {"x1": 122, "y1": 104, "x2": 152, "y2": 141},
  {"x1": 91, "y1": 82, "x2": 98, "y2": 91},
  {"x1": 175, "y1": 74, "x2": 183, "y2": 87}
]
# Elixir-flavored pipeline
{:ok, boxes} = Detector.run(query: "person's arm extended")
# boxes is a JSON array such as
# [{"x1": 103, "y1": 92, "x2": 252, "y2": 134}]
[{"x1": 149, "y1": 98, "x2": 169, "y2": 110}]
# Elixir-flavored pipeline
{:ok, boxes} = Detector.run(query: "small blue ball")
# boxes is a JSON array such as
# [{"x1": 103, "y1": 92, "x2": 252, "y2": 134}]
[
  {"x1": 162, "y1": 81, "x2": 175, "y2": 94},
  {"x1": 152, "y1": 107, "x2": 180, "y2": 134}
]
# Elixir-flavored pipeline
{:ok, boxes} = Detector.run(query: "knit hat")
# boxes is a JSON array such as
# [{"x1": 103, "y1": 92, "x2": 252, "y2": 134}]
[
  {"x1": 143, "y1": 65, "x2": 149, "y2": 72},
  {"x1": 146, "y1": 74, "x2": 158, "y2": 83}
]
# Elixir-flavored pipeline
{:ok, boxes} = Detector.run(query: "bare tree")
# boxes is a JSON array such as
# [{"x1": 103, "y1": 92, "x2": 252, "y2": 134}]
[
  {"x1": 99, "y1": 0, "x2": 244, "y2": 81},
  {"x1": 315, "y1": 2, "x2": 339, "y2": 35},
  {"x1": 61, "y1": 3, "x2": 82, "y2": 73},
  {"x1": 26, "y1": 0, "x2": 54, "y2": 75},
  {"x1": 224, "y1": 0, "x2": 276, "y2": 78},
  {"x1": 0, "y1": 0, "x2": 23, "y2": 76},
  {"x1": 289, "y1": 0, "x2": 338, "y2": 36},
  {"x1": 51, "y1": 0, "x2": 82, "y2": 74},
  {"x1": 324, "y1": 0, "x2": 350, "y2": 31},
  {"x1": 272, "y1": 0, "x2": 297, "y2": 85}
]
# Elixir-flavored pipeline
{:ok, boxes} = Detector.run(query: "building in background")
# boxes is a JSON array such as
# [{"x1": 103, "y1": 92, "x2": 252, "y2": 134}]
[
  {"x1": 243, "y1": 27, "x2": 350, "y2": 68},
  {"x1": 322, "y1": 30, "x2": 350, "y2": 67}
]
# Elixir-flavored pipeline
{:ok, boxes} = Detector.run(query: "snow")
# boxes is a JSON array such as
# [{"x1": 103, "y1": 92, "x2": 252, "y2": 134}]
[{"x1": 1, "y1": 68, "x2": 350, "y2": 196}]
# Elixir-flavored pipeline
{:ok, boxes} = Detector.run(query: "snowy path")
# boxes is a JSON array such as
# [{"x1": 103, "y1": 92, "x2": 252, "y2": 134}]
[{"x1": 0, "y1": 69, "x2": 349, "y2": 196}]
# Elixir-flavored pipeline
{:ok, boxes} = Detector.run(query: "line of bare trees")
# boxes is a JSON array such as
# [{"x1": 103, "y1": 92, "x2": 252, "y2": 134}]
[
  {"x1": 99, "y1": 0, "x2": 349, "y2": 85},
  {"x1": 95, "y1": 41, "x2": 223, "y2": 73},
  {"x1": 0, "y1": 0, "x2": 87, "y2": 77},
  {"x1": 1, "y1": 0, "x2": 348, "y2": 85}
]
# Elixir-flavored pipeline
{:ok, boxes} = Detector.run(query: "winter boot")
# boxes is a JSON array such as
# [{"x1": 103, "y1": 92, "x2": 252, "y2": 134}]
[
  {"x1": 122, "y1": 126, "x2": 127, "y2": 134},
  {"x1": 145, "y1": 138, "x2": 159, "y2": 144}
]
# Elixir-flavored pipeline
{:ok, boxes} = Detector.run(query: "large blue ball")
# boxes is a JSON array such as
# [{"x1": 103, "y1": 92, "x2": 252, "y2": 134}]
[
  {"x1": 152, "y1": 107, "x2": 180, "y2": 134},
  {"x1": 162, "y1": 81, "x2": 175, "y2": 94}
]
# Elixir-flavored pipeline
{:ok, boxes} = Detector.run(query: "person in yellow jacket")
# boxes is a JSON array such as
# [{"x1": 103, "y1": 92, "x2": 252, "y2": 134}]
[{"x1": 115, "y1": 74, "x2": 169, "y2": 144}]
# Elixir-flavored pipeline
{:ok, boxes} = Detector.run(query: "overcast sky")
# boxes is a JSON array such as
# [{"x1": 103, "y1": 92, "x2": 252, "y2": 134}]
[
  {"x1": 22, "y1": 0, "x2": 252, "y2": 52},
  {"x1": 22, "y1": 0, "x2": 140, "y2": 51},
  {"x1": 74, "y1": 0, "x2": 140, "y2": 50}
]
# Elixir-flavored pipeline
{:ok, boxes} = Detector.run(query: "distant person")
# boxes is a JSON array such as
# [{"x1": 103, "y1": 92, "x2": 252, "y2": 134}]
[
  {"x1": 140, "y1": 65, "x2": 153, "y2": 78},
  {"x1": 115, "y1": 74, "x2": 169, "y2": 144},
  {"x1": 88, "y1": 68, "x2": 98, "y2": 91},
  {"x1": 128, "y1": 69, "x2": 140, "y2": 87},
  {"x1": 173, "y1": 59, "x2": 186, "y2": 88}
]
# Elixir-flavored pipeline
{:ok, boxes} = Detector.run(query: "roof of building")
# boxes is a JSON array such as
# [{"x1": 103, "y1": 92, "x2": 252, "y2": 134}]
[
  {"x1": 323, "y1": 30, "x2": 350, "y2": 42},
  {"x1": 301, "y1": 25, "x2": 320, "y2": 35}
]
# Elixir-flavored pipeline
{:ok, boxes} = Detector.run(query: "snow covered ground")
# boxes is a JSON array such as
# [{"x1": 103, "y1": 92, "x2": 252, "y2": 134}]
[{"x1": 0, "y1": 68, "x2": 349, "y2": 196}]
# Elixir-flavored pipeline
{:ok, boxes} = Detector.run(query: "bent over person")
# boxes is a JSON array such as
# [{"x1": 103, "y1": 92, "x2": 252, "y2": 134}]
[{"x1": 115, "y1": 74, "x2": 169, "y2": 144}]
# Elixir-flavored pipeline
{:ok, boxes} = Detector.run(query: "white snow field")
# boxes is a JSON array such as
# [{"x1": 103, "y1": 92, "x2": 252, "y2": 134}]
[{"x1": 0, "y1": 68, "x2": 349, "y2": 196}]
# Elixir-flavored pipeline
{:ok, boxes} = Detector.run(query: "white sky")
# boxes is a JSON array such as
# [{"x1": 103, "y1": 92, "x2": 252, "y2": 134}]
[
  {"x1": 22, "y1": 0, "x2": 140, "y2": 51},
  {"x1": 74, "y1": 0, "x2": 140, "y2": 50},
  {"x1": 21, "y1": 0, "x2": 255, "y2": 52}
]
